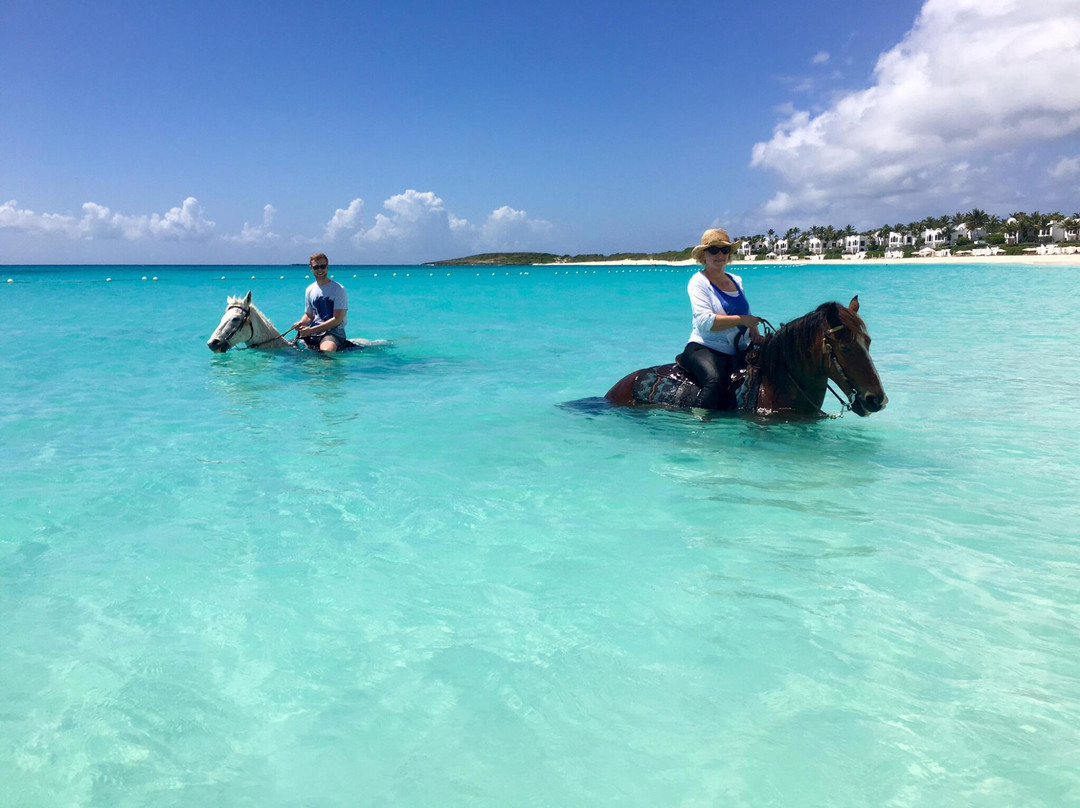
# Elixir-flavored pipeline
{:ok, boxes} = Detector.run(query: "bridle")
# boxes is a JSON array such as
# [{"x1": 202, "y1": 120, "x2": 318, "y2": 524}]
[
  {"x1": 821, "y1": 324, "x2": 861, "y2": 414},
  {"x1": 219, "y1": 303, "x2": 254, "y2": 347},
  {"x1": 781, "y1": 321, "x2": 863, "y2": 418},
  {"x1": 219, "y1": 303, "x2": 296, "y2": 350}
]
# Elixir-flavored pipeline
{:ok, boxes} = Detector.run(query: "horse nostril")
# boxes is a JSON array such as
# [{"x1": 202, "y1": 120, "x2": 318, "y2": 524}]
[{"x1": 864, "y1": 394, "x2": 885, "y2": 411}]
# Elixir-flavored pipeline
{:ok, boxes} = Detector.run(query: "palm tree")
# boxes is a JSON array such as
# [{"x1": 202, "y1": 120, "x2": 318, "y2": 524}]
[
  {"x1": 964, "y1": 208, "x2": 990, "y2": 231},
  {"x1": 1033, "y1": 211, "x2": 1063, "y2": 243},
  {"x1": 823, "y1": 225, "x2": 838, "y2": 250}
]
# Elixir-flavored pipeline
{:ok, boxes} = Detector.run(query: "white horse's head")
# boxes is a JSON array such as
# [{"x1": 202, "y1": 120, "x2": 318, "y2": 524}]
[{"x1": 207, "y1": 291, "x2": 253, "y2": 353}]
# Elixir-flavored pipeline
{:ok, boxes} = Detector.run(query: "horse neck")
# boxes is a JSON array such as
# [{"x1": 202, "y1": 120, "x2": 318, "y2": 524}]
[
  {"x1": 758, "y1": 316, "x2": 828, "y2": 413},
  {"x1": 246, "y1": 304, "x2": 289, "y2": 348}
]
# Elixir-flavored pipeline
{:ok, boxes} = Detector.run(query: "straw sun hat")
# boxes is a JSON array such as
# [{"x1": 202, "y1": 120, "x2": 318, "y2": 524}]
[{"x1": 691, "y1": 228, "x2": 739, "y2": 263}]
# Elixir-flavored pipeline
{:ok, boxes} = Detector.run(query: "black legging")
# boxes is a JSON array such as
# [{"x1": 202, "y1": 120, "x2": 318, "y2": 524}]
[{"x1": 680, "y1": 342, "x2": 735, "y2": 409}]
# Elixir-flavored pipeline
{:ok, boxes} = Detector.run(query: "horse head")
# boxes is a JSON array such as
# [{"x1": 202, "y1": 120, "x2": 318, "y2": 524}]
[
  {"x1": 207, "y1": 291, "x2": 253, "y2": 353},
  {"x1": 819, "y1": 296, "x2": 888, "y2": 416}
]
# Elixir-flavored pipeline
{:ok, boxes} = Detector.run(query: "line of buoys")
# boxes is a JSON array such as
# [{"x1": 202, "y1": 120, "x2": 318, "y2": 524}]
[{"x1": 4, "y1": 266, "x2": 693, "y2": 286}]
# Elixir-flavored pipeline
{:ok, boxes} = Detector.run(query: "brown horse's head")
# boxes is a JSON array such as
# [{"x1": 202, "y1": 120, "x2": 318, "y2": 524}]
[{"x1": 819, "y1": 296, "x2": 887, "y2": 416}]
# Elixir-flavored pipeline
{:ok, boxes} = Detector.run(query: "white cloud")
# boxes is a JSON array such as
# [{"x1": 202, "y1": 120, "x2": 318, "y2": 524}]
[
  {"x1": 750, "y1": 0, "x2": 1080, "y2": 226},
  {"x1": 811, "y1": 51, "x2": 830, "y2": 65},
  {"x1": 2, "y1": 191, "x2": 554, "y2": 262},
  {"x1": 359, "y1": 190, "x2": 447, "y2": 244},
  {"x1": 325, "y1": 198, "x2": 364, "y2": 240},
  {"x1": 474, "y1": 205, "x2": 554, "y2": 251},
  {"x1": 0, "y1": 197, "x2": 216, "y2": 241},
  {"x1": 224, "y1": 204, "x2": 280, "y2": 244},
  {"x1": 342, "y1": 191, "x2": 553, "y2": 259},
  {"x1": 1049, "y1": 154, "x2": 1080, "y2": 180}
]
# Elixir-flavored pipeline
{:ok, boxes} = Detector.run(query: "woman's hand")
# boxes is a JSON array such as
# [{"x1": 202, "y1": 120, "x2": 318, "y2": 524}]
[{"x1": 743, "y1": 315, "x2": 766, "y2": 345}]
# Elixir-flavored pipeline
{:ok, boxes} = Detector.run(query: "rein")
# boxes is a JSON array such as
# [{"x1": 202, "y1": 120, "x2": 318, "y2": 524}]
[
  {"x1": 246, "y1": 326, "x2": 297, "y2": 349},
  {"x1": 778, "y1": 322, "x2": 856, "y2": 418}
]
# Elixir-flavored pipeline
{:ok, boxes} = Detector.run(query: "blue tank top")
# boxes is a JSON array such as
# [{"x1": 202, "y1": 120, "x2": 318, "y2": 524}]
[
  {"x1": 710, "y1": 279, "x2": 750, "y2": 316},
  {"x1": 711, "y1": 278, "x2": 749, "y2": 346}
]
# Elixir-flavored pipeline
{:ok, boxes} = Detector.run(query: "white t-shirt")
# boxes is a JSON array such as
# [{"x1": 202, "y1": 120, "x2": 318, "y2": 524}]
[{"x1": 305, "y1": 280, "x2": 349, "y2": 337}]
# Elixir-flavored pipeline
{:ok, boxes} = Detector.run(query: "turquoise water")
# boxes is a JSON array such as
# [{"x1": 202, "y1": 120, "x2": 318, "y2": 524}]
[{"x1": 2, "y1": 262, "x2": 1079, "y2": 807}]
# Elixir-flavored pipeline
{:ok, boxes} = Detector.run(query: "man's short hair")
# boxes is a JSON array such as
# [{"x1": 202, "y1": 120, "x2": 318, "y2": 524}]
[{"x1": 309, "y1": 252, "x2": 328, "y2": 265}]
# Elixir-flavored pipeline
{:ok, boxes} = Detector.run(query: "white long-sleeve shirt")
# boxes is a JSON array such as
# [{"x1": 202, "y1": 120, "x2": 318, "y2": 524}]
[{"x1": 686, "y1": 271, "x2": 751, "y2": 355}]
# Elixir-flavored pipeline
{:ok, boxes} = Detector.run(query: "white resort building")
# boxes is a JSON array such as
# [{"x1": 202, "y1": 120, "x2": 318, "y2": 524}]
[
  {"x1": 844, "y1": 234, "x2": 868, "y2": 254},
  {"x1": 922, "y1": 228, "x2": 949, "y2": 249}
]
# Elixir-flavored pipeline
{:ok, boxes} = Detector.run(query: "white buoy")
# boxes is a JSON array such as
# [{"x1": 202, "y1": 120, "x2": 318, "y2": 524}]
[
  {"x1": 221, "y1": 276, "x2": 226, "y2": 280},
  {"x1": 7, "y1": 278, "x2": 13, "y2": 283},
  {"x1": 106, "y1": 278, "x2": 112, "y2": 282},
  {"x1": 153, "y1": 277, "x2": 159, "y2": 281},
  {"x1": 251, "y1": 275, "x2": 256, "y2": 279},
  {"x1": 142, "y1": 276, "x2": 147, "y2": 280}
]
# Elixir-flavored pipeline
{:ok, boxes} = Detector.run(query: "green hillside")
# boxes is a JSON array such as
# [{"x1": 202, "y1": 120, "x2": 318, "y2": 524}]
[{"x1": 428, "y1": 249, "x2": 694, "y2": 266}]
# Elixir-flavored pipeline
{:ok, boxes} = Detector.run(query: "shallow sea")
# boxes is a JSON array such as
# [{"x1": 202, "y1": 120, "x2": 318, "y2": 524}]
[{"x1": 2, "y1": 262, "x2": 1079, "y2": 807}]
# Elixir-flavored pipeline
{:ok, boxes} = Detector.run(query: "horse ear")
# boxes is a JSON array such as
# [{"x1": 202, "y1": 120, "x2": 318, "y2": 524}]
[
  {"x1": 243, "y1": 291, "x2": 252, "y2": 307},
  {"x1": 849, "y1": 295, "x2": 860, "y2": 314}
]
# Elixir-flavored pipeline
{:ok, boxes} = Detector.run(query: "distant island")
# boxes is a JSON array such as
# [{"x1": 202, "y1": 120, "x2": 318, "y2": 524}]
[{"x1": 427, "y1": 250, "x2": 693, "y2": 266}]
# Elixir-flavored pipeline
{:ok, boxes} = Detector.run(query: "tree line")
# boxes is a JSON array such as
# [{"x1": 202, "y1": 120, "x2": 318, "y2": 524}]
[{"x1": 747, "y1": 209, "x2": 1080, "y2": 249}]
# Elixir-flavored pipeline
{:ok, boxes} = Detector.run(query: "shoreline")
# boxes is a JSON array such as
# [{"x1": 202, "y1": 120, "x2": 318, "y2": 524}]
[{"x1": 545, "y1": 254, "x2": 1080, "y2": 268}]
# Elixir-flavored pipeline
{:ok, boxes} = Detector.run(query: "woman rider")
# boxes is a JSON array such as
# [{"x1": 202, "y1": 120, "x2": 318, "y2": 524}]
[{"x1": 679, "y1": 228, "x2": 766, "y2": 409}]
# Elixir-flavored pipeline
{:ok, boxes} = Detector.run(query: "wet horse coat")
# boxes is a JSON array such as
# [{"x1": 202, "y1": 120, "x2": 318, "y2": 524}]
[
  {"x1": 207, "y1": 291, "x2": 391, "y2": 353},
  {"x1": 605, "y1": 297, "x2": 887, "y2": 418}
]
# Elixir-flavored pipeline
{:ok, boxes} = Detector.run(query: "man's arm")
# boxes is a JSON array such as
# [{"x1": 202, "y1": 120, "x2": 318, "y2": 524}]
[{"x1": 298, "y1": 309, "x2": 345, "y2": 337}]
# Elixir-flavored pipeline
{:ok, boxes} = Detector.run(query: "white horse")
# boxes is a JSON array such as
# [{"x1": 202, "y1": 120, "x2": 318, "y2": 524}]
[{"x1": 207, "y1": 291, "x2": 390, "y2": 353}]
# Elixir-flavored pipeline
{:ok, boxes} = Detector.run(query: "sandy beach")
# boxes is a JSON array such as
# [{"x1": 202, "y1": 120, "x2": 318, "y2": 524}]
[{"x1": 548, "y1": 254, "x2": 1080, "y2": 268}]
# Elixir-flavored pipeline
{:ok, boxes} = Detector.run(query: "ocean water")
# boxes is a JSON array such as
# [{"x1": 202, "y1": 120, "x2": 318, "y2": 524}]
[{"x1": 2, "y1": 262, "x2": 1079, "y2": 808}]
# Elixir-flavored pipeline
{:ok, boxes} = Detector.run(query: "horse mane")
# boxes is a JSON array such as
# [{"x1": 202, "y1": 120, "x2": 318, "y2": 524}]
[{"x1": 757, "y1": 301, "x2": 866, "y2": 377}]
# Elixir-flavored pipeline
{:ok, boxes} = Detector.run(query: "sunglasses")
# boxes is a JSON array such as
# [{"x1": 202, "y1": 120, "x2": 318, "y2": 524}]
[
  {"x1": 706, "y1": 245, "x2": 731, "y2": 255},
  {"x1": 312, "y1": 263, "x2": 329, "y2": 270}
]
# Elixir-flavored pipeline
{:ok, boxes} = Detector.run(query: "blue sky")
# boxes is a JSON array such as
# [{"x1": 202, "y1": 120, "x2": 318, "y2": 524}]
[{"x1": 3, "y1": 0, "x2": 1079, "y2": 264}]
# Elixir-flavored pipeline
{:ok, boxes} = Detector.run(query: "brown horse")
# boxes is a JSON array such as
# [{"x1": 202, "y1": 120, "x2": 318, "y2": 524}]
[{"x1": 605, "y1": 296, "x2": 887, "y2": 418}]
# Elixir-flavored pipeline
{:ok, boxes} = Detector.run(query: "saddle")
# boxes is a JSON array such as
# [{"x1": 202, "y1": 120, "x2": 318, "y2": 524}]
[{"x1": 672, "y1": 345, "x2": 760, "y2": 410}]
